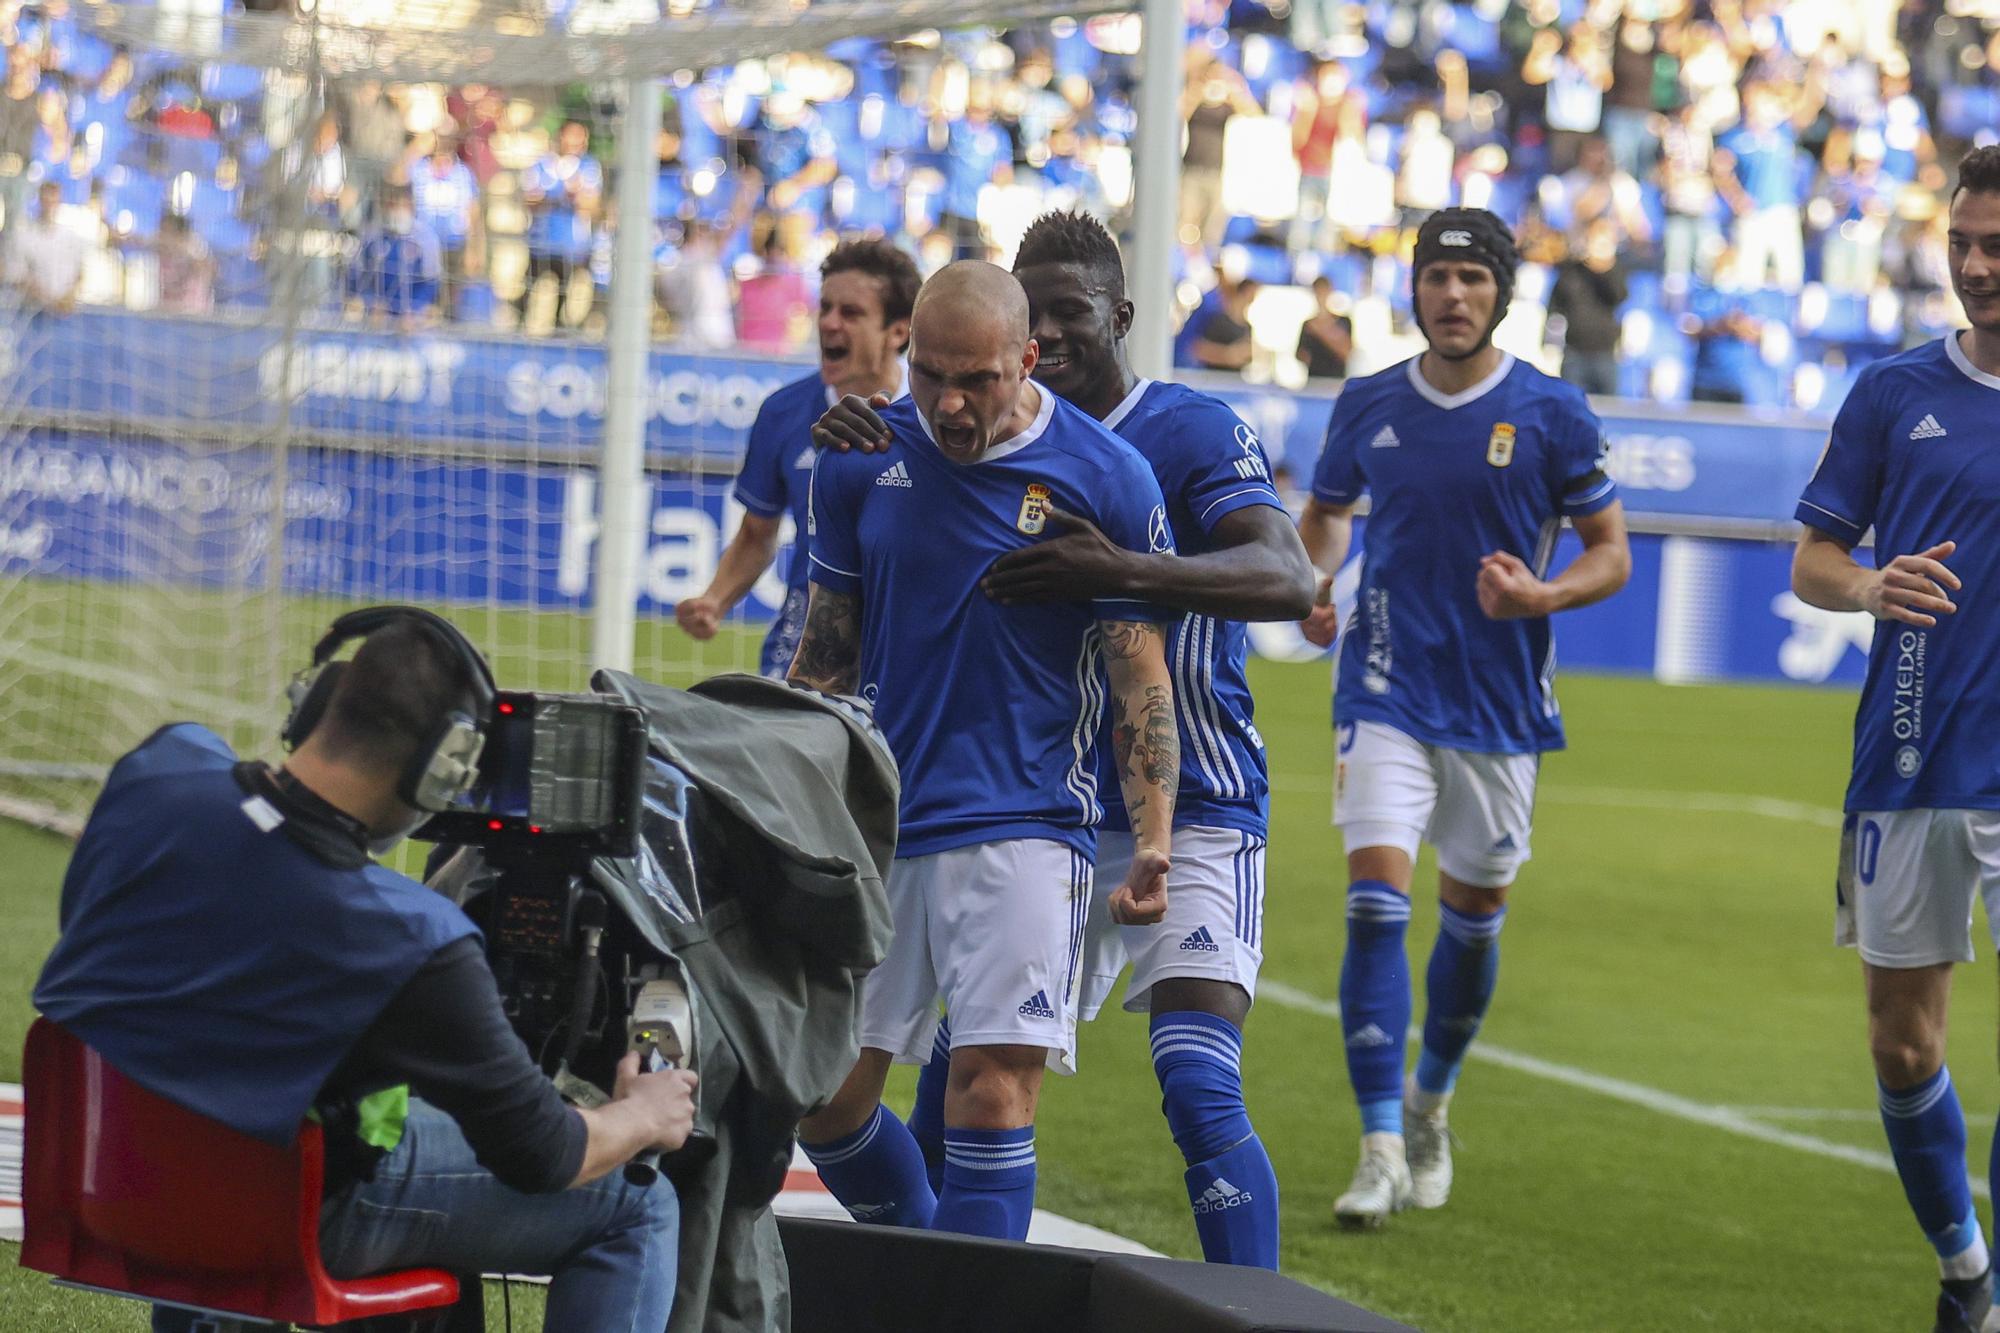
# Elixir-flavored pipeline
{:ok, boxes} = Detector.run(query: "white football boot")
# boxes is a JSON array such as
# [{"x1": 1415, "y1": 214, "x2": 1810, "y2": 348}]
[
  {"x1": 1333, "y1": 1133, "x2": 1413, "y2": 1230},
  {"x1": 1402, "y1": 1084, "x2": 1454, "y2": 1210}
]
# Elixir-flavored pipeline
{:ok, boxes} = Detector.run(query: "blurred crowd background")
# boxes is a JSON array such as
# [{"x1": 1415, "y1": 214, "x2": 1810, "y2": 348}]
[{"x1": 4, "y1": 0, "x2": 1998, "y2": 409}]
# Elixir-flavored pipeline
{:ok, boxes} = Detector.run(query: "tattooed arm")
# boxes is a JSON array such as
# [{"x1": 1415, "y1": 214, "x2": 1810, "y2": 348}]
[
  {"x1": 1101, "y1": 619, "x2": 1177, "y2": 926},
  {"x1": 787, "y1": 585, "x2": 863, "y2": 696}
]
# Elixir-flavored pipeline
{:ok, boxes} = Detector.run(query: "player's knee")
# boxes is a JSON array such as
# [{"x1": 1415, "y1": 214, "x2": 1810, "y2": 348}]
[
  {"x1": 1869, "y1": 1031, "x2": 1945, "y2": 1088},
  {"x1": 1440, "y1": 880, "x2": 1509, "y2": 917},
  {"x1": 946, "y1": 1046, "x2": 1044, "y2": 1128}
]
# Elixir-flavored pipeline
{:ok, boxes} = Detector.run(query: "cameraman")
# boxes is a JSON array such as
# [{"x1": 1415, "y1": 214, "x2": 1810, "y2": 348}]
[{"x1": 34, "y1": 611, "x2": 697, "y2": 1332}]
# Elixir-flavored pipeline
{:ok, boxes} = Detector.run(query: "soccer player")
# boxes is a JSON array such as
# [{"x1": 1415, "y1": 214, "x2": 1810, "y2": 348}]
[
  {"x1": 1790, "y1": 146, "x2": 2000, "y2": 1333},
  {"x1": 787, "y1": 261, "x2": 1182, "y2": 1243},
  {"x1": 812, "y1": 211, "x2": 1315, "y2": 1268},
  {"x1": 674, "y1": 239, "x2": 919, "y2": 677},
  {"x1": 1295, "y1": 208, "x2": 1630, "y2": 1229}
]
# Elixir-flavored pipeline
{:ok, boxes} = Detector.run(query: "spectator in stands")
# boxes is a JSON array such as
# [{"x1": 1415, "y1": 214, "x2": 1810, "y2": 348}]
[
  {"x1": 342, "y1": 81, "x2": 407, "y2": 200},
  {"x1": 1290, "y1": 59, "x2": 1346, "y2": 255},
  {"x1": 1179, "y1": 51, "x2": 1259, "y2": 252},
  {"x1": 1530, "y1": 23, "x2": 1613, "y2": 174},
  {"x1": 1548, "y1": 134, "x2": 1652, "y2": 252},
  {"x1": 1602, "y1": 13, "x2": 1662, "y2": 179},
  {"x1": 78, "y1": 47, "x2": 139, "y2": 169},
  {"x1": 31, "y1": 85, "x2": 71, "y2": 180},
  {"x1": 411, "y1": 135, "x2": 483, "y2": 321},
  {"x1": 1815, "y1": 127, "x2": 1894, "y2": 296},
  {"x1": 751, "y1": 88, "x2": 836, "y2": 223},
  {"x1": 346, "y1": 182, "x2": 442, "y2": 330},
  {"x1": 1396, "y1": 106, "x2": 1456, "y2": 223},
  {"x1": 656, "y1": 217, "x2": 734, "y2": 350},
  {"x1": 938, "y1": 86, "x2": 1010, "y2": 260},
  {"x1": 1190, "y1": 276, "x2": 1260, "y2": 372},
  {"x1": 0, "y1": 44, "x2": 37, "y2": 223},
  {"x1": 1660, "y1": 103, "x2": 1721, "y2": 289},
  {"x1": 153, "y1": 211, "x2": 214, "y2": 315},
  {"x1": 735, "y1": 226, "x2": 812, "y2": 352},
  {"x1": 1716, "y1": 81, "x2": 1807, "y2": 291},
  {"x1": 1548, "y1": 219, "x2": 1629, "y2": 397},
  {"x1": 1295, "y1": 276, "x2": 1351, "y2": 379},
  {"x1": 302, "y1": 111, "x2": 350, "y2": 226},
  {"x1": 1687, "y1": 287, "x2": 1762, "y2": 405},
  {"x1": 7, "y1": 179, "x2": 85, "y2": 312},
  {"x1": 517, "y1": 120, "x2": 602, "y2": 332}
]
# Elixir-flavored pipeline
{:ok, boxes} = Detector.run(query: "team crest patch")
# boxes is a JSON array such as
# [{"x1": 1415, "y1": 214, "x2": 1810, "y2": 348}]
[
  {"x1": 1486, "y1": 422, "x2": 1516, "y2": 468},
  {"x1": 1018, "y1": 483, "x2": 1052, "y2": 535}
]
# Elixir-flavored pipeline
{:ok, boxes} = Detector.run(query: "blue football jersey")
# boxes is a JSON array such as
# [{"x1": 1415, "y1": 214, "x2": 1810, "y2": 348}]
[
  {"x1": 1310, "y1": 355, "x2": 1618, "y2": 754},
  {"x1": 1093, "y1": 379, "x2": 1285, "y2": 838},
  {"x1": 735, "y1": 373, "x2": 833, "y2": 678},
  {"x1": 808, "y1": 386, "x2": 1176, "y2": 859},
  {"x1": 1795, "y1": 335, "x2": 2000, "y2": 812}
]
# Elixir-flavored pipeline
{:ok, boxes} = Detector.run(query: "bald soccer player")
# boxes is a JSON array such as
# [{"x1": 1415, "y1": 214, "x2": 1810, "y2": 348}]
[{"x1": 789, "y1": 262, "x2": 1181, "y2": 1241}]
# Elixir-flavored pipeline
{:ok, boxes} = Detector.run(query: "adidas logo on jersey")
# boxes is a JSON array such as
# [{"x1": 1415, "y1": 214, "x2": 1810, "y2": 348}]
[
  {"x1": 1369, "y1": 425, "x2": 1401, "y2": 449},
  {"x1": 875, "y1": 461, "x2": 914, "y2": 488},
  {"x1": 1346, "y1": 1023, "x2": 1395, "y2": 1049},
  {"x1": 1017, "y1": 989, "x2": 1056, "y2": 1019},
  {"x1": 1192, "y1": 1177, "x2": 1254, "y2": 1214},
  {"x1": 1180, "y1": 926, "x2": 1222, "y2": 953},
  {"x1": 1909, "y1": 414, "x2": 1948, "y2": 440}
]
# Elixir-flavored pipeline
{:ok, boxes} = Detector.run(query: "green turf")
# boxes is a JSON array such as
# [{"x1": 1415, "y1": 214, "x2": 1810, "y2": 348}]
[{"x1": 4, "y1": 659, "x2": 1992, "y2": 1331}]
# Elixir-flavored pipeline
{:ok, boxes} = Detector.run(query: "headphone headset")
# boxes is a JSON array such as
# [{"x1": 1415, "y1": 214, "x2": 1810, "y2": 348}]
[{"x1": 281, "y1": 606, "x2": 497, "y2": 814}]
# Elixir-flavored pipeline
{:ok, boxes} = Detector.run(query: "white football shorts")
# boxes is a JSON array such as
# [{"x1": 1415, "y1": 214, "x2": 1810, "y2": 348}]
[
  {"x1": 859, "y1": 837, "x2": 1091, "y2": 1074},
  {"x1": 1075, "y1": 827, "x2": 1267, "y2": 1022},
  {"x1": 1333, "y1": 720, "x2": 1538, "y2": 888},
  {"x1": 1836, "y1": 809, "x2": 2000, "y2": 968}
]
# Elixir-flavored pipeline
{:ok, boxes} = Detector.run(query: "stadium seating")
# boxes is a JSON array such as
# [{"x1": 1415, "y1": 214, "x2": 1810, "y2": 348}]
[{"x1": 19, "y1": 1019, "x2": 462, "y2": 1330}]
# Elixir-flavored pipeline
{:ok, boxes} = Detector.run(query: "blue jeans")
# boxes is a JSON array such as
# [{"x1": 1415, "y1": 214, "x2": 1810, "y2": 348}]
[{"x1": 153, "y1": 1100, "x2": 677, "y2": 1332}]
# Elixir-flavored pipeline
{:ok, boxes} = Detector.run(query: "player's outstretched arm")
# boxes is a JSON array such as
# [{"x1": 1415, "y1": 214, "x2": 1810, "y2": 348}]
[
  {"x1": 1793, "y1": 527, "x2": 1960, "y2": 628},
  {"x1": 1102, "y1": 620, "x2": 1177, "y2": 926},
  {"x1": 677, "y1": 511, "x2": 782, "y2": 640},
  {"x1": 983, "y1": 506, "x2": 1315, "y2": 622},
  {"x1": 1476, "y1": 501, "x2": 1633, "y2": 620},
  {"x1": 786, "y1": 585, "x2": 864, "y2": 695},
  {"x1": 1297, "y1": 496, "x2": 1356, "y2": 647}
]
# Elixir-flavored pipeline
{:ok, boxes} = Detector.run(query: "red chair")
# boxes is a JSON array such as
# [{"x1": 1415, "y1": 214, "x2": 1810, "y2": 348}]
[{"x1": 20, "y1": 1018, "x2": 461, "y2": 1329}]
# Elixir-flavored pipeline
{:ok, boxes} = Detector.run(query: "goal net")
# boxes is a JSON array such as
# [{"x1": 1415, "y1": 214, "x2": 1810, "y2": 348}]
[{"x1": 0, "y1": 0, "x2": 1126, "y2": 833}]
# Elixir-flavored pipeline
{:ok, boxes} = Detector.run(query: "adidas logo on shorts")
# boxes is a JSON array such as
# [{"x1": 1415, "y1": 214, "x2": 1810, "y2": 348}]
[
  {"x1": 1017, "y1": 989, "x2": 1056, "y2": 1019},
  {"x1": 1492, "y1": 833, "x2": 1518, "y2": 852},
  {"x1": 1192, "y1": 1177, "x2": 1253, "y2": 1213},
  {"x1": 1346, "y1": 1023, "x2": 1395, "y2": 1049},
  {"x1": 875, "y1": 461, "x2": 914, "y2": 488},
  {"x1": 1180, "y1": 926, "x2": 1222, "y2": 953}
]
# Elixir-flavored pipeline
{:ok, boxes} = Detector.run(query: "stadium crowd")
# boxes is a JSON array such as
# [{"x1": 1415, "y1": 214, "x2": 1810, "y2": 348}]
[{"x1": 1, "y1": 0, "x2": 1997, "y2": 406}]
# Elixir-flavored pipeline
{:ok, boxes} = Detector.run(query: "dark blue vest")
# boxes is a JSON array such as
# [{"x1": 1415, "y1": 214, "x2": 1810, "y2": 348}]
[{"x1": 34, "y1": 724, "x2": 477, "y2": 1146}]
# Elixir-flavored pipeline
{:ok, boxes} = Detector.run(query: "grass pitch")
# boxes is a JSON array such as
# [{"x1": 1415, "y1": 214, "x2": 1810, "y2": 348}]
[{"x1": 3, "y1": 648, "x2": 1991, "y2": 1331}]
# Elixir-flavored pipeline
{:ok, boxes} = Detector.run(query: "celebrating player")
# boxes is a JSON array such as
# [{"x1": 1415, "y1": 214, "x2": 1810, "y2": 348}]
[
  {"x1": 1296, "y1": 208, "x2": 1630, "y2": 1228},
  {"x1": 812, "y1": 211, "x2": 1315, "y2": 1269},
  {"x1": 675, "y1": 239, "x2": 919, "y2": 677},
  {"x1": 1790, "y1": 146, "x2": 2000, "y2": 1333},
  {"x1": 787, "y1": 261, "x2": 1181, "y2": 1243}
]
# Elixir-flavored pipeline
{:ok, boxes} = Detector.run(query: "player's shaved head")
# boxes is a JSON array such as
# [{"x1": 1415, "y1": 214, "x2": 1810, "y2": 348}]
[
  {"x1": 907, "y1": 262, "x2": 1042, "y2": 464},
  {"x1": 912, "y1": 260, "x2": 1031, "y2": 352}
]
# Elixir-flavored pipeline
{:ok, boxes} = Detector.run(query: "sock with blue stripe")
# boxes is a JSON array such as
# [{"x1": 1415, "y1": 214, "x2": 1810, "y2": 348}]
[
  {"x1": 1413, "y1": 903, "x2": 1506, "y2": 1104},
  {"x1": 1879, "y1": 1066, "x2": 1987, "y2": 1279},
  {"x1": 800, "y1": 1104, "x2": 936, "y2": 1229},
  {"x1": 909, "y1": 1019, "x2": 951, "y2": 1196},
  {"x1": 1151, "y1": 1011, "x2": 1280, "y2": 1269},
  {"x1": 1340, "y1": 880, "x2": 1411, "y2": 1137},
  {"x1": 932, "y1": 1125, "x2": 1037, "y2": 1240}
]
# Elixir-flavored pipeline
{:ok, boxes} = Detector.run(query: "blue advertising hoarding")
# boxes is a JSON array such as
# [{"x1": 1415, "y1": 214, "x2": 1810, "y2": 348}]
[{"x1": 1, "y1": 309, "x2": 1872, "y2": 689}]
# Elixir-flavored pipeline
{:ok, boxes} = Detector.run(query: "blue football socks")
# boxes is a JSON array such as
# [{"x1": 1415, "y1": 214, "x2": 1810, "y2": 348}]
[
  {"x1": 1880, "y1": 1067, "x2": 1988, "y2": 1279},
  {"x1": 1151, "y1": 1011, "x2": 1280, "y2": 1268},
  {"x1": 1340, "y1": 880, "x2": 1412, "y2": 1136},
  {"x1": 932, "y1": 1125, "x2": 1037, "y2": 1240},
  {"x1": 1414, "y1": 902, "x2": 1506, "y2": 1100},
  {"x1": 800, "y1": 1104, "x2": 936, "y2": 1229}
]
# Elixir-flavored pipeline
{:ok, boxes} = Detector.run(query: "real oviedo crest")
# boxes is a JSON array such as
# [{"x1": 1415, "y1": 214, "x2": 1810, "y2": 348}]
[
  {"x1": 1018, "y1": 483, "x2": 1052, "y2": 535},
  {"x1": 1486, "y1": 423, "x2": 1517, "y2": 468}
]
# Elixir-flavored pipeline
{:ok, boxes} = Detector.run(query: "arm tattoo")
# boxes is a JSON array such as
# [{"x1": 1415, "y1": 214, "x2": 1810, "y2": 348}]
[
  {"x1": 1101, "y1": 619, "x2": 1159, "y2": 661},
  {"x1": 787, "y1": 588, "x2": 863, "y2": 695},
  {"x1": 1111, "y1": 682, "x2": 1178, "y2": 802}
]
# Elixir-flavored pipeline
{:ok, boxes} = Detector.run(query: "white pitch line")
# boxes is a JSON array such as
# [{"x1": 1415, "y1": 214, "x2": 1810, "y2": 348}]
[
  {"x1": 1266, "y1": 774, "x2": 1843, "y2": 829},
  {"x1": 1723, "y1": 1107, "x2": 1882, "y2": 1123},
  {"x1": 1254, "y1": 979, "x2": 1967, "y2": 1197}
]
